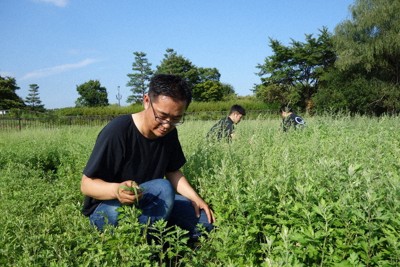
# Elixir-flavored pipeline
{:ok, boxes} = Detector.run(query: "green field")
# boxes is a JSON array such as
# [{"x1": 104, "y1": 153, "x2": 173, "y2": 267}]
[{"x1": 1, "y1": 115, "x2": 399, "y2": 266}]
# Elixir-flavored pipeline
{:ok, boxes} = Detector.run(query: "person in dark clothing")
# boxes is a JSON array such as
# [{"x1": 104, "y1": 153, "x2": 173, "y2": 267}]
[
  {"x1": 207, "y1": 104, "x2": 246, "y2": 141},
  {"x1": 280, "y1": 105, "x2": 306, "y2": 132},
  {"x1": 80, "y1": 74, "x2": 215, "y2": 240}
]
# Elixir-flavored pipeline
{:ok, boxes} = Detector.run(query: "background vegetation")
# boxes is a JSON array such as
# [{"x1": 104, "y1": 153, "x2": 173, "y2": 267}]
[
  {"x1": 1, "y1": 0, "x2": 399, "y2": 115},
  {"x1": 1, "y1": 116, "x2": 399, "y2": 266}
]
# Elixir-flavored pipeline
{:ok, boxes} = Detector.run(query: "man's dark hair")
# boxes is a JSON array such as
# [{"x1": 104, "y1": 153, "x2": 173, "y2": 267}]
[
  {"x1": 280, "y1": 104, "x2": 293, "y2": 113},
  {"x1": 149, "y1": 74, "x2": 192, "y2": 108},
  {"x1": 229, "y1": 104, "x2": 246, "y2": 116}
]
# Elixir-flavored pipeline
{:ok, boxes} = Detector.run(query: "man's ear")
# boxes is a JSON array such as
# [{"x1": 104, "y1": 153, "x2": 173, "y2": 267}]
[{"x1": 143, "y1": 94, "x2": 150, "y2": 109}]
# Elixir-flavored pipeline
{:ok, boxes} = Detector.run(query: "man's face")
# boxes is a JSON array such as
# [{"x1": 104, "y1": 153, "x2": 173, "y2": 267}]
[
  {"x1": 144, "y1": 94, "x2": 186, "y2": 138},
  {"x1": 232, "y1": 112, "x2": 243, "y2": 124}
]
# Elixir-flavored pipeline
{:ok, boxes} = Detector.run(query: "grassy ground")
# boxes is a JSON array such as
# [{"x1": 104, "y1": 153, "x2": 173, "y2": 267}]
[{"x1": 0, "y1": 115, "x2": 399, "y2": 266}]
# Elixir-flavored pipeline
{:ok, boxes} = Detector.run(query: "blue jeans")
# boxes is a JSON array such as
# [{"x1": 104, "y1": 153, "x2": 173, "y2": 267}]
[{"x1": 89, "y1": 179, "x2": 213, "y2": 239}]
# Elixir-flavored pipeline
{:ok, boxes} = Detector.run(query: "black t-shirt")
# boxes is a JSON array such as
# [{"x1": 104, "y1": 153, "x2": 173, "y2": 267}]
[
  {"x1": 82, "y1": 114, "x2": 186, "y2": 216},
  {"x1": 207, "y1": 117, "x2": 234, "y2": 141}
]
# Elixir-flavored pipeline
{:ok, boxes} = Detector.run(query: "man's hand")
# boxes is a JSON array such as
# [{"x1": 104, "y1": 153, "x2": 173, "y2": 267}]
[
  {"x1": 191, "y1": 198, "x2": 215, "y2": 224},
  {"x1": 166, "y1": 170, "x2": 216, "y2": 224},
  {"x1": 116, "y1": 180, "x2": 143, "y2": 205}
]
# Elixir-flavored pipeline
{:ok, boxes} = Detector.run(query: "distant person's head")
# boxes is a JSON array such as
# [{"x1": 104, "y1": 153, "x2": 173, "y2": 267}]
[
  {"x1": 280, "y1": 104, "x2": 293, "y2": 118},
  {"x1": 228, "y1": 104, "x2": 246, "y2": 124}
]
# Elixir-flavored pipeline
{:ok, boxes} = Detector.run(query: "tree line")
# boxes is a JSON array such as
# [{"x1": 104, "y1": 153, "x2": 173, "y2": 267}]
[
  {"x1": 255, "y1": 0, "x2": 400, "y2": 115},
  {"x1": 1, "y1": 0, "x2": 399, "y2": 115},
  {"x1": 0, "y1": 48, "x2": 237, "y2": 112}
]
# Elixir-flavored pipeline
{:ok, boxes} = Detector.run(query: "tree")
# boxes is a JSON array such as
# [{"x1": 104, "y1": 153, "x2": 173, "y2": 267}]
[
  {"x1": 313, "y1": 69, "x2": 386, "y2": 114},
  {"x1": 155, "y1": 48, "x2": 199, "y2": 88},
  {"x1": 334, "y1": 0, "x2": 400, "y2": 80},
  {"x1": 255, "y1": 28, "x2": 336, "y2": 111},
  {"x1": 25, "y1": 84, "x2": 45, "y2": 112},
  {"x1": 221, "y1": 83, "x2": 236, "y2": 99},
  {"x1": 197, "y1": 67, "x2": 221, "y2": 83},
  {"x1": 192, "y1": 80, "x2": 225, "y2": 102},
  {"x1": 126, "y1": 51, "x2": 153, "y2": 104},
  {"x1": 192, "y1": 67, "x2": 234, "y2": 101},
  {"x1": 323, "y1": 0, "x2": 400, "y2": 114},
  {"x1": 75, "y1": 80, "x2": 109, "y2": 107},
  {"x1": 0, "y1": 75, "x2": 25, "y2": 110},
  {"x1": 155, "y1": 48, "x2": 236, "y2": 101},
  {"x1": 254, "y1": 83, "x2": 300, "y2": 107}
]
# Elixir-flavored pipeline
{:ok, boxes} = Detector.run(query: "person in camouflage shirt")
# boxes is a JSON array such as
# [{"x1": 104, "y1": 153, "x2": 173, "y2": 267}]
[
  {"x1": 207, "y1": 104, "x2": 246, "y2": 142},
  {"x1": 280, "y1": 105, "x2": 306, "y2": 132}
]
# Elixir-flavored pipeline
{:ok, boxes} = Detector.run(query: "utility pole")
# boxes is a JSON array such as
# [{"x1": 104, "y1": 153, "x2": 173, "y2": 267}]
[{"x1": 116, "y1": 86, "x2": 122, "y2": 106}]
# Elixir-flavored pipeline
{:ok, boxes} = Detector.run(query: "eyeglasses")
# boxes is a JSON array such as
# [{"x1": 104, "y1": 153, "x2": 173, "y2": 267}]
[{"x1": 149, "y1": 97, "x2": 185, "y2": 126}]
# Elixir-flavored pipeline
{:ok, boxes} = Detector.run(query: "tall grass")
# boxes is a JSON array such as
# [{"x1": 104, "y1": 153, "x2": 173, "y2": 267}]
[{"x1": 0, "y1": 115, "x2": 399, "y2": 266}]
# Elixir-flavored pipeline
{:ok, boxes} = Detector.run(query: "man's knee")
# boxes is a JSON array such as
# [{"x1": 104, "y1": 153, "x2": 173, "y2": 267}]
[
  {"x1": 141, "y1": 179, "x2": 175, "y2": 205},
  {"x1": 89, "y1": 199, "x2": 121, "y2": 231}
]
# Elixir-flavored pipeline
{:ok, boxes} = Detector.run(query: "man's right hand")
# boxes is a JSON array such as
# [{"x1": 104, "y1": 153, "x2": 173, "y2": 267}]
[{"x1": 116, "y1": 180, "x2": 143, "y2": 205}]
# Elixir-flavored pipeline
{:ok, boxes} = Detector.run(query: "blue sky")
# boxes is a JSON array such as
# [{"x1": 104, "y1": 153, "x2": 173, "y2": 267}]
[{"x1": 1, "y1": 0, "x2": 353, "y2": 109}]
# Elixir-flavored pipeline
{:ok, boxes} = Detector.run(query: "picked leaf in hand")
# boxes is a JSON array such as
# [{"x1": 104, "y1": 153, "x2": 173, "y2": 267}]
[{"x1": 120, "y1": 185, "x2": 143, "y2": 196}]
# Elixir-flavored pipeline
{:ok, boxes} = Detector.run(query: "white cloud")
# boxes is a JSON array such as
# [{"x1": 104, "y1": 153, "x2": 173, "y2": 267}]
[
  {"x1": 21, "y1": 58, "x2": 97, "y2": 80},
  {"x1": 34, "y1": 0, "x2": 69, "y2": 8}
]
